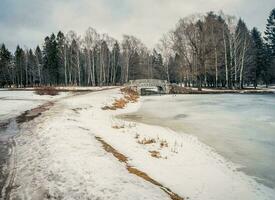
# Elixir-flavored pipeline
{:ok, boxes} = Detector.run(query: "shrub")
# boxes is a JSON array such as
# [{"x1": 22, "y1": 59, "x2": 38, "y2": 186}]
[{"x1": 34, "y1": 87, "x2": 59, "y2": 96}]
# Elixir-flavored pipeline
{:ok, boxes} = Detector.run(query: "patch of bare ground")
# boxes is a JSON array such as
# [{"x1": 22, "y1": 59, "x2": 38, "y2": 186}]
[
  {"x1": 34, "y1": 87, "x2": 59, "y2": 96},
  {"x1": 102, "y1": 87, "x2": 139, "y2": 110},
  {"x1": 16, "y1": 102, "x2": 54, "y2": 124},
  {"x1": 95, "y1": 136, "x2": 184, "y2": 200}
]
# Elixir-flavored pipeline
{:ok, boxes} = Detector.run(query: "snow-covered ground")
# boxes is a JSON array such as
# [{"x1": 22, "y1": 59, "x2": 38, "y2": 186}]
[
  {"x1": 7, "y1": 88, "x2": 275, "y2": 199},
  {"x1": 7, "y1": 89, "x2": 170, "y2": 200},
  {"x1": 0, "y1": 90, "x2": 68, "y2": 121}
]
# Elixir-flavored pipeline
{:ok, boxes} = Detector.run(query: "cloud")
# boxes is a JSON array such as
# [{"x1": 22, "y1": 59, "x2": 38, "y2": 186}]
[{"x1": 0, "y1": 0, "x2": 273, "y2": 51}]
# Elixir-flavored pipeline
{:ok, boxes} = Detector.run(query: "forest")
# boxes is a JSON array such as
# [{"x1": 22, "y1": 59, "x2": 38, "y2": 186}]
[{"x1": 0, "y1": 9, "x2": 275, "y2": 89}]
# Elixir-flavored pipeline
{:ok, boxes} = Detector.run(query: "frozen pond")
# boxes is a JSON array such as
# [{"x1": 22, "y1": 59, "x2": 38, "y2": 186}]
[{"x1": 121, "y1": 94, "x2": 275, "y2": 189}]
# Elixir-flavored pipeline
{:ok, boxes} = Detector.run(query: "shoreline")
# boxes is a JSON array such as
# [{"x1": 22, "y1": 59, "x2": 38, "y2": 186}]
[
  {"x1": 1, "y1": 86, "x2": 274, "y2": 95},
  {"x1": 112, "y1": 89, "x2": 275, "y2": 199},
  {"x1": 4, "y1": 88, "x2": 275, "y2": 199},
  {"x1": 118, "y1": 92, "x2": 275, "y2": 190}
]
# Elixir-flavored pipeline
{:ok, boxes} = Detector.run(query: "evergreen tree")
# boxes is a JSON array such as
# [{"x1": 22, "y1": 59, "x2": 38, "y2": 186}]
[
  {"x1": 152, "y1": 49, "x2": 165, "y2": 80},
  {"x1": 264, "y1": 8, "x2": 275, "y2": 84},
  {"x1": 14, "y1": 45, "x2": 25, "y2": 86},
  {"x1": 264, "y1": 8, "x2": 275, "y2": 55},
  {"x1": 43, "y1": 34, "x2": 59, "y2": 85},
  {"x1": 27, "y1": 49, "x2": 37, "y2": 85},
  {"x1": 35, "y1": 46, "x2": 43, "y2": 85},
  {"x1": 251, "y1": 28, "x2": 266, "y2": 87},
  {"x1": 57, "y1": 31, "x2": 66, "y2": 84},
  {"x1": 0, "y1": 44, "x2": 12, "y2": 86},
  {"x1": 111, "y1": 41, "x2": 121, "y2": 84}
]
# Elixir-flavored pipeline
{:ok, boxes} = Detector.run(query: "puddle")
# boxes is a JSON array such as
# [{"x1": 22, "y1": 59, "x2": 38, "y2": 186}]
[
  {"x1": 0, "y1": 101, "x2": 54, "y2": 198},
  {"x1": 0, "y1": 119, "x2": 19, "y2": 199}
]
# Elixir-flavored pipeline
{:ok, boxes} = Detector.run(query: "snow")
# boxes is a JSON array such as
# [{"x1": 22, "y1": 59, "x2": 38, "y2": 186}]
[
  {"x1": 8, "y1": 89, "x2": 170, "y2": 200},
  {"x1": 8, "y1": 88, "x2": 275, "y2": 199},
  {"x1": 55, "y1": 86, "x2": 118, "y2": 91},
  {"x1": 0, "y1": 90, "x2": 68, "y2": 121}
]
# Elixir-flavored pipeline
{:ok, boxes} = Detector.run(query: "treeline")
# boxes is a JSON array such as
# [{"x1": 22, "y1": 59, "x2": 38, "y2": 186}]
[
  {"x1": 159, "y1": 9, "x2": 275, "y2": 89},
  {"x1": 0, "y1": 29, "x2": 164, "y2": 87},
  {"x1": 0, "y1": 9, "x2": 275, "y2": 88}
]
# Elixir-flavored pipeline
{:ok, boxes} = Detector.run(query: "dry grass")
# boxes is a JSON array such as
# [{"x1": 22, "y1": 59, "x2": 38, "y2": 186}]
[
  {"x1": 95, "y1": 136, "x2": 184, "y2": 200},
  {"x1": 101, "y1": 87, "x2": 139, "y2": 110},
  {"x1": 101, "y1": 105, "x2": 116, "y2": 110},
  {"x1": 138, "y1": 138, "x2": 156, "y2": 145},
  {"x1": 160, "y1": 140, "x2": 169, "y2": 148},
  {"x1": 34, "y1": 87, "x2": 59, "y2": 96},
  {"x1": 135, "y1": 133, "x2": 140, "y2": 139},
  {"x1": 113, "y1": 98, "x2": 128, "y2": 109},
  {"x1": 112, "y1": 125, "x2": 125, "y2": 129},
  {"x1": 149, "y1": 150, "x2": 161, "y2": 158},
  {"x1": 95, "y1": 136, "x2": 128, "y2": 163}
]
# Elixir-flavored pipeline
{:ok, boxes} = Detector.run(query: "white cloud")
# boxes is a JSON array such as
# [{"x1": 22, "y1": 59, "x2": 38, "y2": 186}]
[{"x1": 0, "y1": 0, "x2": 273, "y2": 51}]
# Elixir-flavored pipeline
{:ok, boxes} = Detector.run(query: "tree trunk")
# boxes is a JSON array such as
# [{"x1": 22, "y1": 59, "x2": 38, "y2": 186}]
[
  {"x1": 239, "y1": 37, "x2": 247, "y2": 89},
  {"x1": 223, "y1": 29, "x2": 228, "y2": 88},
  {"x1": 215, "y1": 47, "x2": 218, "y2": 87},
  {"x1": 64, "y1": 45, "x2": 67, "y2": 85},
  {"x1": 77, "y1": 49, "x2": 81, "y2": 86},
  {"x1": 91, "y1": 51, "x2": 95, "y2": 86}
]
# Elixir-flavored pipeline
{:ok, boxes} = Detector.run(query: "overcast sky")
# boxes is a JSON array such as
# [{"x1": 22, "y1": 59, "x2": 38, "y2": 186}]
[{"x1": 0, "y1": 0, "x2": 274, "y2": 51}]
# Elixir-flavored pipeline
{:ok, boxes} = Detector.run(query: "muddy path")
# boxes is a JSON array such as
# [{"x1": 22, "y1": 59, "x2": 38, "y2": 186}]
[{"x1": 0, "y1": 101, "x2": 55, "y2": 200}]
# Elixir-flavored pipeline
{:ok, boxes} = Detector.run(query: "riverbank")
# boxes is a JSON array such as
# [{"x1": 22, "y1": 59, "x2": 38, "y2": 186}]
[
  {"x1": 168, "y1": 85, "x2": 275, "y2": 94},
  {"x1": 3, "y1": 88, "x2": 275, "y2": 199}
]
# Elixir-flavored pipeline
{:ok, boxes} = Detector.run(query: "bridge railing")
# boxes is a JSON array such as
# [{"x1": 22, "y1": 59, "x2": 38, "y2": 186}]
[{"x1": 128, "y1": 79, "x2": 168, "y2": 86}]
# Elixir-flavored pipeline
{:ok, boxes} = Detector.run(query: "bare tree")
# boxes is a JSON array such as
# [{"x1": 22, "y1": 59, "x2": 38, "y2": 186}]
[
  {"x1": 157, "y1": 31, "x2": 174, "y2": 82},
  {"x1": 83, "y1": 27, "x2": 100, "y2": 86}
]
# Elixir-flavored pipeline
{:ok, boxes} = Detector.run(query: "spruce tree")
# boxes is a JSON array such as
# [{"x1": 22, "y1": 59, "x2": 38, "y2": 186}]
[
  {"x1": 15, "y1": 46, "x2": 25, "y2": 86},
  {"x1": 0, "y1": 44, "x2": 12, "y2": 86},
  {"x1": 264, "y1": 8, "x2": 275, "y2": 85},
  {"x1": 264, "y1": 8, "x2": 275, "y2": 55},
  {"x1": 43, "y1": 34, "x2": 59, "y2": 85},
  {"x1": 57, "y1": 31, "x2": 66, "y2": 84},
  {"x1": 35, "y1": 46, "x2": 43, "y2": 85},
  {"x1": 251, "y1": 28, "x2": 265, "y2": 87}
]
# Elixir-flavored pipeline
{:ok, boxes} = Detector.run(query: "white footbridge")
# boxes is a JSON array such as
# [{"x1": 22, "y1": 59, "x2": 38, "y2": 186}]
[{"x1": 126, "y1": 79, "x2": 170, "y2": 95}]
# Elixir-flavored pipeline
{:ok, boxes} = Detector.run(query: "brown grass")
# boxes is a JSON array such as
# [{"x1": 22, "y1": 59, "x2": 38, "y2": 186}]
[
  {"x1": 138, "y1": 138, "x2": 156, "y2": 145},
  {"x1": 112, "y1": 125, "x2": 125, "y2": 129},
  {"x1": 149, "y1": 150, "x2": 161, "y2": 158},
  {"x1": 160, "y1": 140, "x2": 169, "y2": 148},
  {"x1": 95, "y1": 136, "x2": 184, "y2": 200},
  {"x1": 102, "y1": 87, "x2": 139, "y2": 110},
  {"x1": 34, "y1": 87, "x2": 59, "y2": 96},
  {"x1": 113, "y1": 98, "x2": 128, "y2": 109},
  {"x1": 95, "y1": 136, "x2": 128, "y2": 163},
  {"x1": 123, "y1": 87, "x2": 139, "y2": 103},
  {"x1": 101, "y1": 105, "x2": 116, "y2": 110}
]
